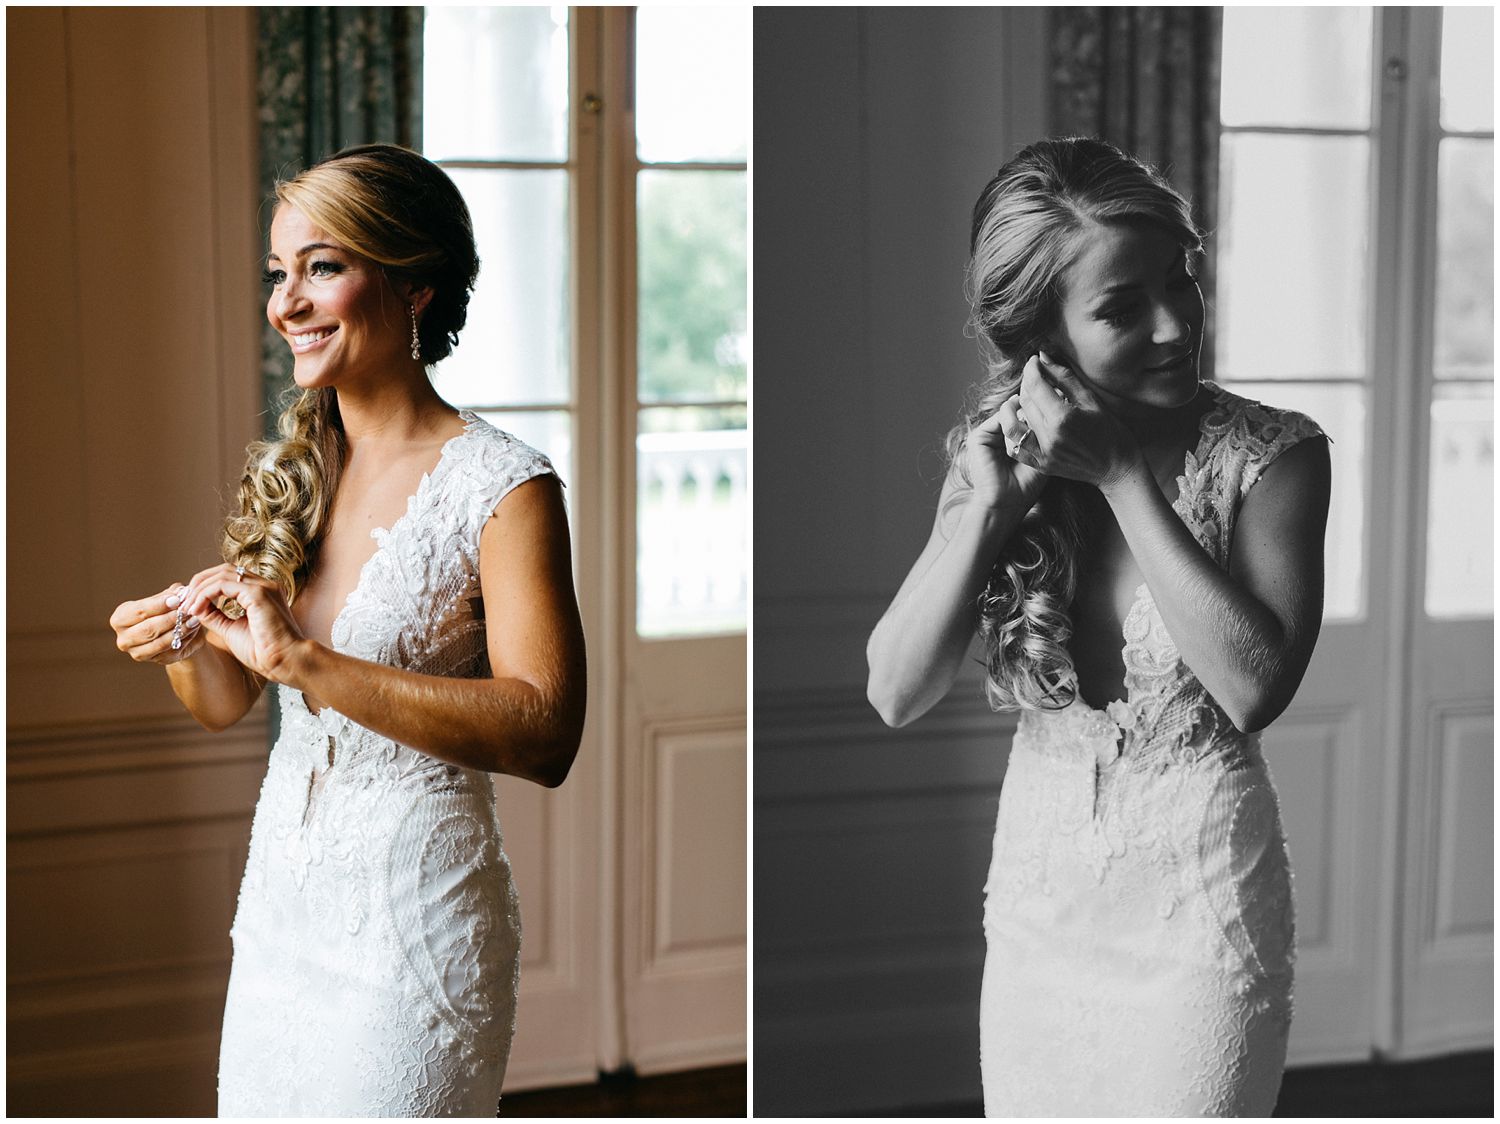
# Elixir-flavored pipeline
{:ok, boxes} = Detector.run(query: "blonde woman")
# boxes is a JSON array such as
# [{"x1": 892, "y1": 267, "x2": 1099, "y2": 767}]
[
  {"x1": 867, "y1": 138, "x2": 1329, "y2": 1115},
  {"x1": 109, "y1": 144, "x2": 586, "y2": 1115}
]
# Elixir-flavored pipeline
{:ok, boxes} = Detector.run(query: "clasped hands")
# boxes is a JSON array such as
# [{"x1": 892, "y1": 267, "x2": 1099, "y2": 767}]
[
  {"x1": 177, "y1": 564, "x2": 309, "y2": 681},
  {"x1": 992, "y1": 351, "x2": 1142, "y2": 493},
  {"x1": 110, "y1": 563, "x2": 310, "y2": 683}
]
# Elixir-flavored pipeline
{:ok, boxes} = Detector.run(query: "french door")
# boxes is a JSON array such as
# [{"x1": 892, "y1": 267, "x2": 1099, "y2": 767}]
[
  {"x1": 422, "y1": 6, "x2": 748, "y2": 1085},
  {"x1": 1215, "y1": 5, "x2": 1492, "y2": 1061}
]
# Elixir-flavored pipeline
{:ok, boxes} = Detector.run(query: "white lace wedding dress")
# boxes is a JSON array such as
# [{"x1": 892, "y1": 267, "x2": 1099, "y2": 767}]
[
  {"x1": 980, "y1": 384, "x2": 1324, "y2": 1116},
  {"x1": 218, "y1": 411, "x2": 555, "y2": 1116}
]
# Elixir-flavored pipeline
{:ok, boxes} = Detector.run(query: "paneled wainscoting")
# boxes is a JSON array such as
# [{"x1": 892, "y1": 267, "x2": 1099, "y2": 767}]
[{"x1": 8, "y1": 710, "x2": 269, "y2": 1115}]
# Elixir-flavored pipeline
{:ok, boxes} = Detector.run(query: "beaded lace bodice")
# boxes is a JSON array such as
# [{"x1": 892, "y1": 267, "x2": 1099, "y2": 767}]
[
  {"x1": 218, "y1": 411, "x2": 556, "y2": 1116},
  {"x1": 1027, "y1": 381, "x2": 1327, "y2": 777},
  {"x1": 980, "y1": 384, "x2": 1324, "y2": 1116}
]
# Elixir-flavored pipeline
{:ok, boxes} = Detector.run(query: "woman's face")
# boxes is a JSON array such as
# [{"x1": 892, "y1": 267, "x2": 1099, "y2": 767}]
[
  {"x1": 1048, "y1": 220, "x2": 1204, "y2": 412},
  {"x1": 265, "y1": 204, "x2": 411, "y2": 389}
]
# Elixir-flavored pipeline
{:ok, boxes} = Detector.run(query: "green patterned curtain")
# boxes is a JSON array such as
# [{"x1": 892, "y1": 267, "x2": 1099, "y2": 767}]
[
  {"x1": 1050, "y1": 7, "x2": 1223, "y2": 378},
  {"x1": 256, "y1": 6, "x2": 424, "y2": 422}
]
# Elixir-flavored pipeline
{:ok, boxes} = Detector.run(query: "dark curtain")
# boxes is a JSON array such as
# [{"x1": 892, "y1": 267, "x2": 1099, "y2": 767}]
[
  {"x1": 256, "y1": 6, "x2": 424, "y2": 420},
  {"x1": 1050, "y1": 7, "x2": 1223, "y2": 378}
]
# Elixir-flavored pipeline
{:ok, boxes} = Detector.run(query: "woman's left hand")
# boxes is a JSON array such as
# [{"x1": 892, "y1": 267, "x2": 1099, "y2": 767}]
[
  {"x1": 1003, "y1": 351, "x2": 1143, "y2": 490},
  {"x1": 179, "y1": 564, "x2": 310, "y2": 684}
]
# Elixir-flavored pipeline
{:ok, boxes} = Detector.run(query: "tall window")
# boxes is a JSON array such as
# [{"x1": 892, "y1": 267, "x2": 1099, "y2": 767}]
[
  {"x1": 1216, "y1": 6, "x2": 1494, "y2": 620},
  {"x1": 423, "y1": 8, "x2": 574, "y2": 483},
  {"x1": 1217, "y1": 6, "x2": 1374, "y2": 620},
  {"x1": 420, "y1": 6, "x2": 748, "y2": 639},
  {"x1": 1426, "y1": 6, "x2": 1493, "y2": 616},
  {"x1": 633, "y1": 8, "x2": 749, "y2": 637}
]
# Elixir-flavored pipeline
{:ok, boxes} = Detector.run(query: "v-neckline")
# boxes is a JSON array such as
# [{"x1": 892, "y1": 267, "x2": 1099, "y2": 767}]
[
  {"x1": 299, "y1": 410, "x2": 478, "y2": 717},
  {"x1": 1077, "y1": 382, "x2": 1229, "y2": 722}
]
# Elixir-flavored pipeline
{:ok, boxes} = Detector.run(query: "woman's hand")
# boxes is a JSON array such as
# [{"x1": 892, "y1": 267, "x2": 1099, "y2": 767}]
[
  {"x1": 179, "y1": 564, "x2": 310, "y2": 683},
  {"x1": 962, "y1": 395, "x2": 1050, "y2": 509},
  {"x1": 110, "y1": 582, "x2": 207, "y2": 665},
  {"x1": 1002, "y1": 352, "x2": 1142, "y2": 490}
]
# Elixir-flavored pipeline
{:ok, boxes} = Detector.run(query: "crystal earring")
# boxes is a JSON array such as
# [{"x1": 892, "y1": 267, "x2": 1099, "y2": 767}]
[{"x1": 409, "y1": 305, "x2": 421, "y2": 361}]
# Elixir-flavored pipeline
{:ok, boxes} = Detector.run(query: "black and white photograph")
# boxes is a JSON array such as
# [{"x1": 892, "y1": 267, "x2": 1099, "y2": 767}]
[
  {"x1": 754, "y1": 5, "x2": 1492, "y2": 1118},
  {"x1": 8, "y1": 6, "x2": 747, "y2": 1116}
]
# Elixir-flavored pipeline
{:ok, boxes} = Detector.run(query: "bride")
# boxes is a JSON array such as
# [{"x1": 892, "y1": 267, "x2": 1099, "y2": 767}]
[
  {"x1": 109, "y1": 144, "x2": 587, "y2": 1115},
  {"x1": 867, "y1": 137, "x2": 1330, "y2": 1115}
]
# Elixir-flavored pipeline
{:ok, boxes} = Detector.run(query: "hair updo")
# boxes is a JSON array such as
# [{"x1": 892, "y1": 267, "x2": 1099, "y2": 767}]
[
  {"x1": 221, "y1": 144, "x2": 479, "y2": 602},
  {"x1": 947, "y1": 136, "x2": 1203, "y2": 711}
]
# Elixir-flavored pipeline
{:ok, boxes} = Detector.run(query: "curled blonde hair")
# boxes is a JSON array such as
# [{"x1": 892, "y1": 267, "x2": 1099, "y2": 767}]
[
  {"x1": 948, "y1": 137, "x2": 1202, "y2": 711},
  {"x1": 222, "y1": 145, "x2": 478, "y2": 599}
]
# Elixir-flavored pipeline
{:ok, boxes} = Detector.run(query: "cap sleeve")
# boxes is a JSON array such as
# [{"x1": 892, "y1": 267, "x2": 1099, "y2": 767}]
[
  {"x1": 1238, "y1": 401, "x2": 1328, "y2": 499},
  {"x1": 452, "y1": 423, "x2": 562, "y2": 568}
]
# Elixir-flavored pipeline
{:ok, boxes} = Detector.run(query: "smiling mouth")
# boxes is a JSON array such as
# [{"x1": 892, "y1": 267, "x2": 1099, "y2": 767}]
[
  {"x1": 1144, "y1": 350, "x2": 1193, "y2": 373},
  {"x1": 290, "y1": 327, "x2": 337, "y2": 351}
]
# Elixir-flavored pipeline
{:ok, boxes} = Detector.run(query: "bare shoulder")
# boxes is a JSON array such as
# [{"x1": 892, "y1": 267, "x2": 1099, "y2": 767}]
[
  {"x1": 1239, "y1": 433, "x2": 1331, "y2": 531},
  {"x1": 478, "y1": 473, "x2": 572, "y2": 579},
  {"x1": 1229, "y1": 433, "x2": 1331, "y2": 600}
]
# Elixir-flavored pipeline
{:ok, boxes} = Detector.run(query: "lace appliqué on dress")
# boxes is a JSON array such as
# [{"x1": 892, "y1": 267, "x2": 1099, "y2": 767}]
[
  {"x1": 981, "y1": 385, "x2": 1315, "y2": 1115},
  {"x1": 218, "y1": 412, "x2": 555, "y2": 1117}
]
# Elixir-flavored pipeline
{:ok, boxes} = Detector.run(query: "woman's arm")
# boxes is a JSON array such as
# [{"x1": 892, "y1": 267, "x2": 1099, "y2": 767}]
[
  {"x1": 184, "y1": 476, "x2": 588, "y2": 786},
  {"x1": 1015, "y1": 357, "x2": 1331, "y2": 732},
  {"x1": 166, "y1": 636, "x2": 268, "y2": 732},
  {"x1": 866, "y1": 404, "x2": 1046, "y2": 728},
  {"x1": 1101, "y1": 435, "x2": 1329, "y2": 731}
]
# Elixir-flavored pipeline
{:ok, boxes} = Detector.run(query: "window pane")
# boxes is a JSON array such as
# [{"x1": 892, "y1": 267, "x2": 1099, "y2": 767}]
[
  {"x1": 637, "y1": 405, "x2": 747, "y2": 637},
  {"x1": 638, "y1": 170, "x2": 747, "y2": 403},
  {"x1": 1221, "y1": 7, "x2": 1372, "y2": 129},
  {"x1": 1216, "y1": 381, "x2": 1365, "y2": 621},
  {"x1": 1425, "y1": 384, "x2": 1493, "y2": 617},
  {"x1": 1441, "y1": 6, "x2": 1494, "y2": 132},
  {"x1": 1434, "y1": 138, "x2": 1494, "y2": 380},
  {"x1": 1216, "y1": 134, "x2": 1369, "y2": 379},
  {"x1": 635, "y1": 6, "x2": 749, "y2": 162},
  {"x1": 423, "y1": 7, "x2": 569, "y2": 161},
  {"x1": 433, "y1": 169, "x2": 569, "y2": 408}
]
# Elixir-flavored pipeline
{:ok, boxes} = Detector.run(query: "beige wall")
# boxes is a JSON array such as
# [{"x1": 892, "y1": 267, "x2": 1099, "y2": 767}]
[{"x1": 7, "y1": 7, "x2": 262, "y2": 1113}]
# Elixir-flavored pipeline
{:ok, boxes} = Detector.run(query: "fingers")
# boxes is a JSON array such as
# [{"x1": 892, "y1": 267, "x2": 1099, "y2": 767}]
[
  {"x1": 181, "y1": 565, "x2": 258, "y2": 618},
  {"x1": 1020, "y1": 357, "x2": 1071, "y2": 427},
  {"x1": 112, "y1": 583, "x2": 186, "y2": 630},
  {"x1": 182, "y1": 575, "x2": 239, "y2": 620},
  {"x1": 182, "y1": 571, "x2": 268, "y2": 627},
  {"x1": 992, "y1": 394, "x2": 1030, "y2": 458},
  {"x1": 117, "y1": 609, "x2": 201, "y2": 661},
  {"x1": 182, "y1": 563, "x2": 242, "y2": 603},
  {"x1": 1037, "y1": 350, "x2": 1097, "y2": 408}
]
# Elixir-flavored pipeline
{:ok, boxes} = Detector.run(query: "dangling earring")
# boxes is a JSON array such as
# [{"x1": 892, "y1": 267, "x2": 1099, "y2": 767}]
[{"x1": 409, "y1": 305, "x2": 421, "y2": 361}]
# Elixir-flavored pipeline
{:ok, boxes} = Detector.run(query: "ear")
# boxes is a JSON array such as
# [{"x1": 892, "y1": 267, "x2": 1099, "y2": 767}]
[{"x1": 402, "y1": 282, "x2": 435, "y2": 319}]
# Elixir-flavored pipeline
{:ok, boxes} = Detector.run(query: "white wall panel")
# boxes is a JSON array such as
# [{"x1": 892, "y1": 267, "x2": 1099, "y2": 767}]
[
  {"x1": 654, "y1": 729, "x2": 747, "y2": 957},
  {"x1": 1401, "y1": 701, "x2": 1494, "y2": 1054},
  {"x1": 492, "y1": 763, "x2": 601, "y2": 1089},
  {"x1": 1261, "y1": 706, "x2": 1384, "y2": 1062},
  {"x1": 1430, "y1": 711, "x2": 1494, "y2": 941},
  {"x1": 624, "y1": 718, "x2": 747, "y2": 1073}
]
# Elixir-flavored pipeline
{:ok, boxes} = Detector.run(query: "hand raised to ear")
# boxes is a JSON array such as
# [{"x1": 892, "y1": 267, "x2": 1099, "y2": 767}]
[{"x1": 1011, "y1": 352, "x2": 1142, "y2": 490}]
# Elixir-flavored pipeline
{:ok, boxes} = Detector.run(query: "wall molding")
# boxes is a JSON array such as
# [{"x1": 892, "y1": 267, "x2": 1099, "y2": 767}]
[
  {"x1": 641, "y1": 717, "x2": 746, "y2": 976},
  {"x1": 8, "y1": 708, "x2": 270, "y2": 783},
  {"x1": 8, "y1": 1030, "x2": 222, "y2": 1084}
]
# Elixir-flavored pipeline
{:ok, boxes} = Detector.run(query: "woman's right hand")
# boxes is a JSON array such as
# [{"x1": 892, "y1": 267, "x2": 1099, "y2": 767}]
[
  {"x1": 110, "y1": 582, "x2": 207, "y2": 666},
  {"x1": 961, "y1": 382, "x2": 1050, "y2": 509}
]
